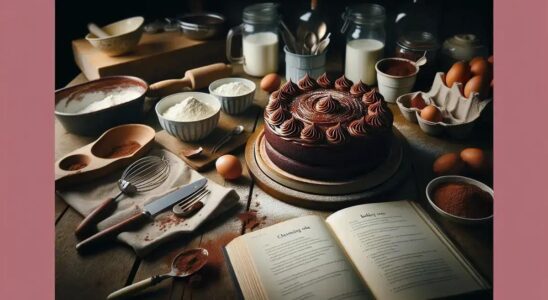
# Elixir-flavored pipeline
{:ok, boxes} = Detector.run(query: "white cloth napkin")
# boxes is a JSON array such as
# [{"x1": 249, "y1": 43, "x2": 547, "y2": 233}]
[{"x1": 56, "y1": 149, "x2": 239, "y2": 256}]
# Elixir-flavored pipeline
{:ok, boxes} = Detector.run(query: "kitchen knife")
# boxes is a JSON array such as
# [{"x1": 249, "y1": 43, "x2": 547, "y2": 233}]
[{"x1": 76, "y1": 178, "x2": 207, "y2": 251}]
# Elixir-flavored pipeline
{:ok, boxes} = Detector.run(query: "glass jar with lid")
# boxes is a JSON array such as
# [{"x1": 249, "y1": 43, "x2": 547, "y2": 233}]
[
  {"x1": 341, "y1": 4, "x2": 386, "y2": 85},
  {"x1": 395, "y1": 31, "x2": 439, "y2": 90},
  {"x1": 226, "y1": 3, "x2": 280, "y2": 77}
]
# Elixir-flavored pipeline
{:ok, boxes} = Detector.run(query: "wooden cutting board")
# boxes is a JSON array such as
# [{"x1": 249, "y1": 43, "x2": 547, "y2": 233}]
[
  {"x1": 72, "y1": 31, "x2": 225, "y2": 82},
  {"x1": 155, "y1": 117, "x2": 251, "y2": 171}
]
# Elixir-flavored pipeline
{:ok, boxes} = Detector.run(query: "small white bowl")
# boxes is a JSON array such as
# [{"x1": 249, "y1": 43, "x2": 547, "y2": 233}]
[
  {"x1": 85, "y1": 16, "x2": 145, "y2": 56},
  {"x1": 375, "y1": 57, "x2": 419, "y2": 103},
  {"x1": 155, "y1": 92, "x2": 221, "y2": 141},
  {"x1": 426, "y1": 175, "x2": 493, "y2": 225},
  {"x1": 209, "y1": 77, "x2": 256, "y2": 115}
]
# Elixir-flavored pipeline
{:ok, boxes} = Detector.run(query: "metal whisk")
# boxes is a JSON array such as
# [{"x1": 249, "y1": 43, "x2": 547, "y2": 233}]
[{"x1": 75, "y1": 156, "x2": 170, "y2": 238}]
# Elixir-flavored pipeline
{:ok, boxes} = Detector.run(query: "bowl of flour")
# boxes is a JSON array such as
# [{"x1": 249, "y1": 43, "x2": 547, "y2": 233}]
[
  {"x1": 209, "y1": 77, "x2": 256, "y2": 115},
  {"x1": 55, "y1": 76, "x2": 148, "y2": 136},
  {"x1": 155, "y1": 92, "x2": 221, "y2": 141}
]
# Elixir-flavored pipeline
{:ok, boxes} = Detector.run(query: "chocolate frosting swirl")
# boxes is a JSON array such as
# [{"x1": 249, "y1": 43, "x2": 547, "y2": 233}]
[
  {"x1": 266, "y1": 97, "x2": 282, "y2": 114},
  {"x1": 267, "y1": 106, "x2": 288, "y2": 126},
  {"x1": 300, "y1": 122, "x2": 324, "y2": 143},
  {"x1": 326, "y1": 123, "x2": 347, "y2": 145},
  {"x1": 316, "y1": 73, "x2": 333, "y2": 88},
  {"x1": 347, "y1": 117, "x2": 369, "y2": 137},
  {"x1": 365, "y1": 113, "x2": 389, "y2": 130},
  {"x1": 279, "y1": 117, "x2": 303, "y2": 137},
  {"x1": 362, "y1": 89, "x2": 384, "y2": 106},
  {"x1": 280, "y1": 79, "x2": 301, "y2": 96},
  {"x1": 314, "y1": 95, "x2": 339, "y2": 114},
  {"x1": 298, "y1": 73, "x2": 318, "y2": 91},
  {"x1": 334, "y1": 75, "x2": 353, "y2": 92},
  {"x1": 350, "y1": 80, "x2": 371, "y2": 97},
  {"x1": 368, "y1": 101, "x2": 394, "y2": 125}
]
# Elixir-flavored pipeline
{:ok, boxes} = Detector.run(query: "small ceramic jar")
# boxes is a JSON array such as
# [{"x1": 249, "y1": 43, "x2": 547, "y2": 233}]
[{"x1": 441, "y1": 34, "x2": 488, "y2": 70}]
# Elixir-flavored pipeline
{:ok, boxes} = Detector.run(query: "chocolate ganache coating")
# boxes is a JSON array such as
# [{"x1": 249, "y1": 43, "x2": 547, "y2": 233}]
[
  {"x1": 298, "y1": 73, "x2": 318, "y2": 91},
  {"x1": 290, "y1": 90, "x2": 364, "y2": 126},
  {"x1": 316, "y1": 73, "x2": 333, "y2": 89},
  {"x1": 334, "y1": 75, "x2": 353, "y2": 92}
]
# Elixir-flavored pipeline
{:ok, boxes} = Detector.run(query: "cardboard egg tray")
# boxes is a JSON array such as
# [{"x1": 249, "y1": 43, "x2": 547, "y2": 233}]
[{"x1": 396, "y1": 72, "x2": 492, "y2": 138}]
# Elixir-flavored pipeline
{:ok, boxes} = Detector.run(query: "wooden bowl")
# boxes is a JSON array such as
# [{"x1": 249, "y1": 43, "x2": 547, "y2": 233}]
[
  {"x1": 55, "y1": 124, "x2": 155, "y2": 188},
  {"x1": 55, "y1": 76, "x2": 148, "y2": 136}
]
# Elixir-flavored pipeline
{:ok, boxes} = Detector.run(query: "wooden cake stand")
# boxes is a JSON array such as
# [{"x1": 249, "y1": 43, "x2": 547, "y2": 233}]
[{"x1": 245, "y1": 127, "x2": 411, "y2": 210}]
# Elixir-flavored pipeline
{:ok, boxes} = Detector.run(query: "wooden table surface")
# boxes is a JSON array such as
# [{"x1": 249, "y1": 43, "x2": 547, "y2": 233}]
[{"x1": 55, "y1": 66, "x2": 493, "y2": 300}]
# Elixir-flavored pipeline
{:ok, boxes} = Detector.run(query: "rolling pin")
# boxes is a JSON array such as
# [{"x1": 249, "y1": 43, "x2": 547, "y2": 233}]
[{"x1": 148, "y1": 63, "x2": 233, "y2": 97}]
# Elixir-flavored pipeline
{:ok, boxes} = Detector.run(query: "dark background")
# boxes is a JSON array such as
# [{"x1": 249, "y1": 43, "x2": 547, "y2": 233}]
[{"x1": 55, "y1": 0, "x2": 492, "y2": 88}]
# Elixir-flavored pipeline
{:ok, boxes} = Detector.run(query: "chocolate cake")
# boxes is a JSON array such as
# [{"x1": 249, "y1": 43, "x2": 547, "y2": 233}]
[{"x1": 263, "y1": 73, "x2": 394, "y2": 180}]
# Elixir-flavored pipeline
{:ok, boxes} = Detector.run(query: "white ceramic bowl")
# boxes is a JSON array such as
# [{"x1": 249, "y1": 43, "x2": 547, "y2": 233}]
[
  {"x1": 426, "y1": 175, "x2": 493, "y2": 225},
  {"x1": 85, "y1": 16, "x2": 145, "y2": 56},
  {"x1": 209, "y1": 77, "x2": 256, "y2": 115},
  {"x1": 155, "y1": 92, "x2": 221, "y2": 141},
  {"x1": 375, "y1": 57, "x2": 419, "y2": 103}
]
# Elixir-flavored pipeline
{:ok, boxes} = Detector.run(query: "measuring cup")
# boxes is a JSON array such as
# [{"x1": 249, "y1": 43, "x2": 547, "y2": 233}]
[{"x1": 107, "y1": 248, "x2": 209, "y2": 299}]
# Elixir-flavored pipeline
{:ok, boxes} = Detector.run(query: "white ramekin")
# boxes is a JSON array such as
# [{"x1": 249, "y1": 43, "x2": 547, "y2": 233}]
[
  {"x1": 209, "y1": 77, "x2": 256, "y2": 115},
  {"x1": 375, "y1": 57, "x2": 419, "y2": 103},
  {"x1": 155, "y1": 92, "x2": 221, "y2": 141},
  {"x1": 426, "y1": 175, "x2": 493, "y2": 225}
]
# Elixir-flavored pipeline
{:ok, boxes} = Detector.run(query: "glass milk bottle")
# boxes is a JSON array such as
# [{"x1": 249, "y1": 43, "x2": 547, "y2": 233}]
[
  {"x1": 341, "y1": 4, "x2": 386, "y2": 85},
  {"x1": 226, "y1": 3, "x2": 280, "y2": 77}
]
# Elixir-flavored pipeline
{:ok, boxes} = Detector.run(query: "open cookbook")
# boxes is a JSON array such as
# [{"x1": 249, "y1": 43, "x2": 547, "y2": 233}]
[{"x1": 224, "y1": 200, "x2": 490, "y2": 300}]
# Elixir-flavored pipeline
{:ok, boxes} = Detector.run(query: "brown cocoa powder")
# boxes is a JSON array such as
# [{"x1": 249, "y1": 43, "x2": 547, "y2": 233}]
[{"x1": 433, "y1": 182, "x2": 493, "y2": 218}]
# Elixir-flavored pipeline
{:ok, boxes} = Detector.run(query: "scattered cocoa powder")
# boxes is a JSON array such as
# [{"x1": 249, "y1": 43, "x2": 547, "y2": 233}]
[
  {"x1": 106, "y1": 141, "x2": 141, "y2": 158},
  {"x1": 153, "y1": 213, "x2": 185, "y2": 232},
  {"x1": 201, "y1": 232, "x2": 240, "y2": 269},
  {"x1": 237, "y1": 210, "x2": 266, "y2": 231},
  {"x1": 67, "y1": 162, "x2": 88, "y2": 171},
  {"x1": 433, "y1": 182, "x2": 493, "y2": 218}
]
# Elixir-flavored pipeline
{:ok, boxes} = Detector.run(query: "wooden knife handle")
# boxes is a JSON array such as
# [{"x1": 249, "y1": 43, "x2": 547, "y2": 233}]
[
  {"x1": 76, "y1": 212, "x2": 149, "y2": 252},
  {"x1": 75, "y1": 196, "x2": 120, "y2": 239}
]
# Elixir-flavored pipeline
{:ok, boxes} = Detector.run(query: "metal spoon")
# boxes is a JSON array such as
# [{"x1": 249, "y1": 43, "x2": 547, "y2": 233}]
[
  {"x1": 211, "y1": 125, "x2": 245, "y2": 154},
  {"x1": 315, "y1": 37, "x2": 330, "y2": 54},
  {"x1": 107, "y1": 248, "x2": 209, "y2": 299},
  {"x1": 415, "y1": 53, "x2": 428, "y2": 68},
  {"x1": 304, "y1": 32, "x2": 318, "y2": 55}
]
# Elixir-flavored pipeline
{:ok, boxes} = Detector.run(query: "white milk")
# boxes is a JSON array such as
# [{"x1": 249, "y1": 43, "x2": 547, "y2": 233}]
[
  {"x1": 345, "y1": 39, "x2": 384, "y2": 85},
  {"x1": 242, "y1": 32, "x2": 279, "y2": 77}
]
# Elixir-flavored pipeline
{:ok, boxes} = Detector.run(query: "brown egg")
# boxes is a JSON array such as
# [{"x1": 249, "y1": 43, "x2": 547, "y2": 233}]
[
  {"x1": 445, "y1": 61, "x2": 471, "y2": 88},
  {"x1": 469, "y1": 57, "x2": 491, "y2": 77},
  {"x1": 464, "y1": 75, "x2": 488, "y2": 98},
  {"x1": 260, "y1": 73, "x2": 281, "y2": 93},
  {"x1": 488, "y1": 55, "x2": 494, "y2": 64},
  {"x1": 215, "y1": 155, "x2": 243, "y2": 180},
  {"x1": 460, "y1": 148, "x2": 489, "y2": 174},
  {"x1": 420, "y1": 105, "x2": 443, "y2": 122},
  {"x1": 433, "y1": 153, "x2": 465, "y2": 176}
]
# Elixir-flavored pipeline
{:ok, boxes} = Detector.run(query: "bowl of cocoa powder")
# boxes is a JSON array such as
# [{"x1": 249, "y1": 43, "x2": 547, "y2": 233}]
[{"x1": 426, "y1": 175, "x2": 493, "y2": 224}]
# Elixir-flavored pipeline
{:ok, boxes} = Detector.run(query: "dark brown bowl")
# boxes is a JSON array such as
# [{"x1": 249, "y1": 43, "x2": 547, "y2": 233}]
[{"x1": 55, "y1": 76, "x2": 148, "y2": 136}]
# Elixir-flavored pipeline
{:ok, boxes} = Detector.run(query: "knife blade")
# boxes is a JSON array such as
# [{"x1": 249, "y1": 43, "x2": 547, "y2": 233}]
[{"x1": 76, "y1": 178, "x2": 208, "y2": 251}]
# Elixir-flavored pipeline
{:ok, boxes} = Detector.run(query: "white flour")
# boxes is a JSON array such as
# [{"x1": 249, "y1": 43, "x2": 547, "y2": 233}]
[
  {"x1": 213, "y1": 81, "x2": 252, "y2": 96},
  {"x1": 163, "y1": 97, "x2": 215, "y2": 121},
  {"x1": 76, "y1": 87, "x2": 143, "y2": 114}
]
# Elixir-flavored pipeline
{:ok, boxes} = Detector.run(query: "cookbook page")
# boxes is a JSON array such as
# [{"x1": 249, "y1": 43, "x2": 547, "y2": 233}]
[
  {"x1": 240, "y1": 215, "x2": 372, "y2": 300},
  {"x1": 326, "y1": 201, "x2": 487, "y2": 300}
]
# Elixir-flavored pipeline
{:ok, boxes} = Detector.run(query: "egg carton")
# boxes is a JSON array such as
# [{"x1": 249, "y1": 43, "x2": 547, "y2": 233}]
[{"x1": 396, "y1": 72, "x2": 492, "y2": 139}]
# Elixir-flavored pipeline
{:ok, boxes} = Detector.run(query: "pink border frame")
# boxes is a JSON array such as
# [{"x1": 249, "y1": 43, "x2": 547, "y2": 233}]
[{"x1": 1, "y1": 0, "x2": 548, "y2": 299}]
